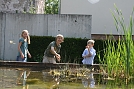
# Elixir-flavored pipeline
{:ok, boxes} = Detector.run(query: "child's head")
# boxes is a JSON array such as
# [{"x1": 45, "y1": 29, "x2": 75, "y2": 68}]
[
  {"x1": 21, "y1": 30, "x2": 29, "y2": 38},
  {"x1": 55, "y1": 34, "x2": 64, "y2": 44},
  {"x1": 87, "y1": 40, "x2": 95, "y2": 47},
  {"x1": 21, "y1": 30, "x2": 30, "y2": 44}
]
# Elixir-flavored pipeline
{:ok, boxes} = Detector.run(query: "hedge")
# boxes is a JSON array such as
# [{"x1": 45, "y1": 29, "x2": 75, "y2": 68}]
[{"x1": 28, "y1": 36, "x2": 105, "y2": 64}]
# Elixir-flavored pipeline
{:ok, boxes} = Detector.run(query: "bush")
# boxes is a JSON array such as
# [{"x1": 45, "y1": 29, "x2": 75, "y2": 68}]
[{"x1": 28, "y1": 36, "x2": 104, "y2": 63}]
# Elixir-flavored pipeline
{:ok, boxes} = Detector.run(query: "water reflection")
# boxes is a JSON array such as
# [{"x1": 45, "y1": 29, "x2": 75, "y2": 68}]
[
  {"x1": 0, "y1": 66, "x2": 133, "y2": 89},
  {"x1": 0, "y1": 68, "x2": 30, "y2": 89},
  {"x1": 42, "y1": 71, "x2": 60, "y2": 89},
  {"x1": 82, "y1": 73, "x2": 95, "y2": 88},
  {"x1": 0, "y1": 68, "x2": 99, "y2": 89},
  {"x1": 42, "y1": 69, "x2": 96, "y2": 89},
  {"x1": 16, "y1": 69, "x2": 30, "y2": 89}
]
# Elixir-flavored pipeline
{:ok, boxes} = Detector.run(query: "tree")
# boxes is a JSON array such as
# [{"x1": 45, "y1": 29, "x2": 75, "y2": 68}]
[{"x1": 45, "y1": 0, "x2": 59, "y2": 14}]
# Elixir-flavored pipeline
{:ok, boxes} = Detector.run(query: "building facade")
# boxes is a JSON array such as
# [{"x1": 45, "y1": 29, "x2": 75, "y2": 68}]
[{"x1": 60, "y1": 0, "x2": 134, "y2": 39}]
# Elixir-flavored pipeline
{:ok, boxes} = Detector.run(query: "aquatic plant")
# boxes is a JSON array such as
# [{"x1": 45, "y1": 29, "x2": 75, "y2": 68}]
[{"x1": 99, "y1": 4, "x2": 134, "y2": 87}]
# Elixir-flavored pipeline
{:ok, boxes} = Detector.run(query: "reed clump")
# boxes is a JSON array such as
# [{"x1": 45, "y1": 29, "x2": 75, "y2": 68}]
[{"x1": 99, "y1": 4, "x2": 134, "y2": 87}]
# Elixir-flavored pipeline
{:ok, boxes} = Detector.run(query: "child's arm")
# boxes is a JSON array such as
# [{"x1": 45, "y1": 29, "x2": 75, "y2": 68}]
[
  {"x1": 87, "y1": 48, "x2": 95, "y2": 57},
  {"x1": 50, "y1": 47, "x2": 61, "y2": 61},
  {"x1": 82, "y1": 49, "x2": 88, "y2": 58},
  {"x1": 27, "y1": 50, "x2": 31, "y2": 58},
  {"x1": 50, "y1": 47, "x2": 58, "y2": 55},
  {"x1": 82, "y1": 48, "x2": 93, "y2": 58},
  {"x1": 18, "y1": 42, "x2": 24, "y2": 59}
]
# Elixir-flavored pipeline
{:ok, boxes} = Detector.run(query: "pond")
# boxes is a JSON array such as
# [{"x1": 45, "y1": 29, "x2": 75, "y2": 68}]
[
  {"x1": 0, "y1": 66, "x2": 106, "y2": 89},
  {"x1": 0, "y1": 63, "x2": 133, "y2": 89}
]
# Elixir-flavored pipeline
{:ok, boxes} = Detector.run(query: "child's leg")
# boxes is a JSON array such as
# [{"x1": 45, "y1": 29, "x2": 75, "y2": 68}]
[
  {"x1": 48, "y1": 57, "x2": 56, "y2": 63},
  {"x1": 42, "y1": 56, "x2": 51, "y2": 63}
]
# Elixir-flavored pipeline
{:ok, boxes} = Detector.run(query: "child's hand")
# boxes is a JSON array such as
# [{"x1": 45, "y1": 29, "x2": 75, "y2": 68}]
[
  {"x1": 21, "y1": 54, "x2": 24, "y2": 59},
  {"x1": 28, "y1": 53, "x2": 32, "y2": 58},
  {"x1": 86, "y1": 46, "x2": 89, "y2": 48},
  {"x1": 83, "y1": 56, "x2": 86, "y2": 58},
  {"x1": 56, "y1": 54, "x2": 61, "y2": 62},
  {"x1": 86, "y1": 46, "x2": 91, "y2": 51}
]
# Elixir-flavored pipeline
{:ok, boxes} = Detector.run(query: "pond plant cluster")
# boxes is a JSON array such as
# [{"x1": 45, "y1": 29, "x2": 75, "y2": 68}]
[
  {"x1": 42, "y1": 65, "x2": 104, "y2": 89},
  {"x1": 98, "y1": 4, "x2": 134, "y2": 89}
]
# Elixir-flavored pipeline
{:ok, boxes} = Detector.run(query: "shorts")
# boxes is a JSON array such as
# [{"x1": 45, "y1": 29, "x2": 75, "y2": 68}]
[
  {"x1": 42, "y1": 56, "x2": 56, "y2": 63},
  {"x1": 16, "y1": 56, "x2": 27, "y2": 62}
]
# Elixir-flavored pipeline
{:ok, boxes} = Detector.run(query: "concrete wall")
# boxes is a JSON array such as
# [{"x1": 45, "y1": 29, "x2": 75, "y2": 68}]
[
  {"x1": 0, "y1": 14, "x2": 2, "y2": 59},
  {"x1": 60, "y1": 0, "x2": 134, "y2": 35},
  {"x1": 0, "y1": 13, "x2": 91, "y2": 60},
  {"x1": 0, "y1": 0, "x2": 45, "y2": 14},
  {"x1": 0, "y1": 13, "x2": 5, "y2": 60}
]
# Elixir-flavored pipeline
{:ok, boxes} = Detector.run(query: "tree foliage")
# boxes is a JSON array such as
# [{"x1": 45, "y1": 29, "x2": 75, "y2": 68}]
[{"x1": 45, "y1": 0, "x2": 59, "y2": 14}]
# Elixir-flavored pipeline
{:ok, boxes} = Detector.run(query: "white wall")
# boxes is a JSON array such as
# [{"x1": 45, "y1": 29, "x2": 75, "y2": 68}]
[{"x1": 60, "y1": 0, "x2": 134, "y2": 35}]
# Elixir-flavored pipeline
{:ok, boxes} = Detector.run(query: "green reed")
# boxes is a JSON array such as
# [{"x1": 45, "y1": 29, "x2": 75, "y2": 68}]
[{"x1": 99, "y1": 4, "x2": 134, "y2": 86}]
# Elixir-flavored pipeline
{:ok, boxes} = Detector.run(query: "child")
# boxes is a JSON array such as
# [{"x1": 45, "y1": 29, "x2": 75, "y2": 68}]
[
  {"x1": 82, "y1": 40, "x2": 96, "y2": 65},
  {"x1": 42, "y1": 34, "x2": 64, "y2": 63},
  {"x1": 17, "y1": 30, "x2": 31, "y2": 62}
]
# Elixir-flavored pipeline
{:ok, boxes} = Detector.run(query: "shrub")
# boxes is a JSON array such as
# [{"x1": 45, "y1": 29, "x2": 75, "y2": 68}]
[{"x1": 28, "y1": 36, "x2": 104, "y2": 63}]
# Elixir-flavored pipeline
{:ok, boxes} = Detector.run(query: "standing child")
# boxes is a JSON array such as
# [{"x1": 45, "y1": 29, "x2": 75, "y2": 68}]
[
  {"x1": 42, "y1": 34, "x2": 64, "y2": 63},
  {"x1": 17, "y1": 30, "x2": 31, "y2": 62},
  {"x1": 82, "y1": 40, "x2": 96, "y2": 65}
]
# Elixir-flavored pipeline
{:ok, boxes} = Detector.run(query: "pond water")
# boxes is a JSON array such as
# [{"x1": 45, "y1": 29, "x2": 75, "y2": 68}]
[
  {"x1": 0, "y1": 67, "x2": 106, "y2": 89},
  {"x1": 0, "y1": 67, "x2": 133, "y2": 89}
]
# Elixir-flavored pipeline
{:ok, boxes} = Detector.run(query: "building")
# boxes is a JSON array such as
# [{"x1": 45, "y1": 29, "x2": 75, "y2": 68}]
[{"x1": 60, "y1": 0, "x2": 134, "y2": 39}]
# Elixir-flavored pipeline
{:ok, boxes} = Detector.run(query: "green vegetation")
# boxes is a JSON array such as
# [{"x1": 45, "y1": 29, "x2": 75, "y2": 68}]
[
  {"x1": 45, "y1": 0, "x2": 59, "y2": 14},
  {"x1": 28, "y1": 36, "x2": 104, "y2": 63},
  {"x1": 98, "y1": 4, "x2": 134, "y2": 87},
  {"x1": 22, "y1": 0, "x2": 59, "y2": 14}
]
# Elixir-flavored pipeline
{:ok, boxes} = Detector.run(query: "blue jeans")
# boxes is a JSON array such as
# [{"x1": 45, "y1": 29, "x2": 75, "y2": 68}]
[{"x1": 16, "y1": 56, "x2": 27, "y2": 62}]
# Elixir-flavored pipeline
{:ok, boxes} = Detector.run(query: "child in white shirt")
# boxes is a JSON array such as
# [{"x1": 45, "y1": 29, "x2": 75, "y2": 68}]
[{"x1": 82, "y1": 40, "x2": 96, "y2": 65}]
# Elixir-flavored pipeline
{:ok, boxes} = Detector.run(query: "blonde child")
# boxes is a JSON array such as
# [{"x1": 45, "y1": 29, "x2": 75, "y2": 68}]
[
  {"x1": 17, "y1": 30, "x2": 31, "y2": 62},
  {"x1": 42, "y1": 34, "x2": 64, "y2": 63},
  {"x1": 82, "y1": 40, "x2": 96, "y2": 65}
]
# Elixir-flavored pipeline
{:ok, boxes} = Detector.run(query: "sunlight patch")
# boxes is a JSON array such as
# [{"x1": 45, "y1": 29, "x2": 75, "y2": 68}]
[
  {"x1": 9, "y1": 40, "x2": 16, "y2": 44},
  {"x1": 88, "y1": 0, "x2": 100, "y2": 4}
]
